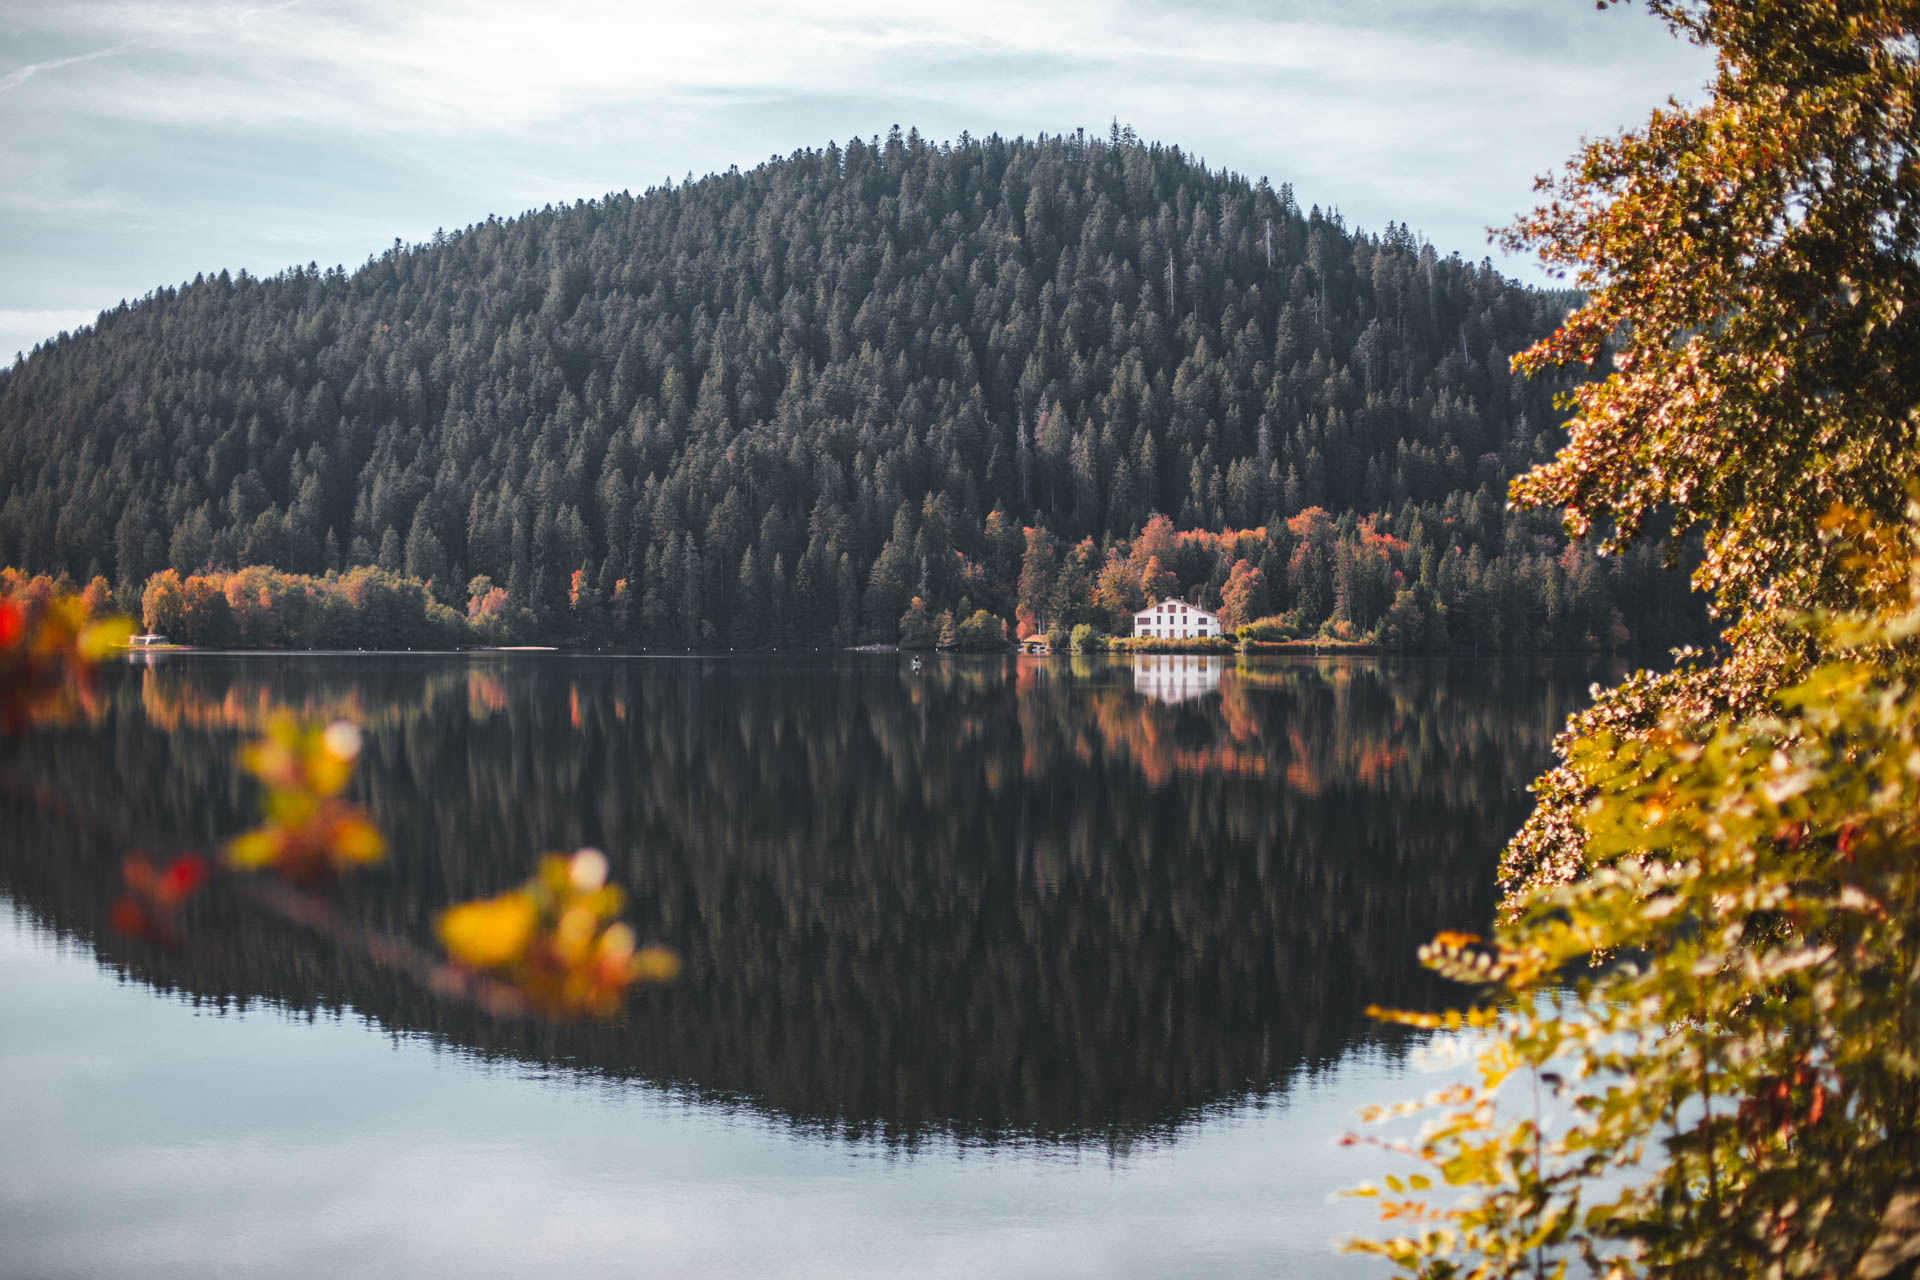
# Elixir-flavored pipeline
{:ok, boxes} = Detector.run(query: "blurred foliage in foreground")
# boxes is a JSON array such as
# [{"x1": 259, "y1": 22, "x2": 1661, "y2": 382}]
[
  {"x1": 215, "y1": 713, "x2": 679, "y2": 1018},
  {"x1": 1353, "y1": 0, "x2": 1920, "y2": 1274},
  {"x1": 227, "y1": 714, "x2": 385, "y2": 877},
  {"x1": 0, "y1": 567, "x2": 130, "y2": 733},
  {"x1": 440, "y1": 848, "x2": 681, "y2": 1019},
  {"x1": 1348, "y1": 525, "x2": 1920, "y2": 1276},
  {"x1": 1, "y1": 575, "x2": 676, "y2": 1020}
]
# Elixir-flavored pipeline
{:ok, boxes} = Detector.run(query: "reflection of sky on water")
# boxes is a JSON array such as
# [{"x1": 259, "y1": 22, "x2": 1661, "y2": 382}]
[{"x1": 0, "y1": 900, "x2": 1425, "y2": 1279}]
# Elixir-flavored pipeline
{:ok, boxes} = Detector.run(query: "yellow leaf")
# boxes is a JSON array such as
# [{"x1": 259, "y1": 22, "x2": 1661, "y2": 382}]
[
  {"x1": 597, "y1": 922, "x2": 637, "y2": 962},
  {"x1": 226, "y1": 828, "x2": 281, "y2": 869},
  {"x1": 304, "y1": 749, "x2": 352, "y2": 797},
  {"x1": 77, "y1": 616, "x2": 134, "y2": 660},
  {"x1": 554, "y1": 905, "x2": 598, "y2": 963},
  {"x1": 633, "y1": 944, "x2": 682, "y2": 984},
  {"x1": 439, "y1": 892, "x2": 538, "y2": 969},
  {"x1": 241, "y1": 739, "x2": 296, "y2": 784},
  {"x1": 329, "y1": 813, "x2": 385, "y2": 864}
]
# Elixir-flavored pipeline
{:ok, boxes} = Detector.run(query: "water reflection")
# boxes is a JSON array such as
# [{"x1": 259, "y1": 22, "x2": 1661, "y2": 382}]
[
  {"x1": 0, "y1": 653, "x2": 1597, "y2": 1146},
  {"x1": 1132, "y1": 654, "x2": 1224, "y2": 704}
]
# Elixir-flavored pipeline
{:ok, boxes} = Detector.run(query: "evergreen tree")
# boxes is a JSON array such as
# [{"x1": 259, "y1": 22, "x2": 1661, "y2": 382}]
[
  {"x1": 732, "y1": 546, "x2": 766, "y2": 649},
  {"x1": 404, "y1": 509, "x2": 449, "y2": 601}
]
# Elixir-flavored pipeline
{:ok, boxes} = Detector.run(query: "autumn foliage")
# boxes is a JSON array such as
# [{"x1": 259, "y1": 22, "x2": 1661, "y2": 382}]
[
  {"x1": 0, "y1": 578, "x2": 679, "y2": 1020},
  {"x1": 439, "y1": 848, "x2": 681, "y2": 1018},
  {"x1": 0, "y1": 569, "x2": 131, "y2": 734},
  {"x1": 211, "y1": 717, "x2": 678, "y2": 1015},
  {"x1": 1349, "y1": 521, "x2": 1920, "y2": 1277},
  {"x1": 141, "y1": 565, "x2": 466, "y2": 648},
  {"x1": 225, "y1": 715, "x2": 386, "y2": 878},
  {"x1": 1355, "y1": 1, "x2": 1920, "y2": 1275}
]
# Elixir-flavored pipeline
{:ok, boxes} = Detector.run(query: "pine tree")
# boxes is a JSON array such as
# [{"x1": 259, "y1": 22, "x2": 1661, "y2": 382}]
[
  {"x1": 768, "y1": 553, "x2": 792, "y2": 650},
  {"x1": 404, "y1": 510, "x2": 449, "y2": 601},
  {"x1": 169, "y1": 507, "x2": 214, "y2": 574},
  {"x1": 569, "y1": 560, "x2": 606, "y2": 645},
  {"x1": 1014, "y1": 408, "x2": 1033, "y2": 509},
  {"x1": 732, "y1": 546, "x2": 766, "y2": 649},
  {"x1": 1016, "y1": 526, "x2": 1059, "y2": 635},
  {"x1": 679, "y1": 533, "x2": 702, "y2": 648},
  {"x1": 897, "y1": 596, "x2": 935, "y2": 649}
]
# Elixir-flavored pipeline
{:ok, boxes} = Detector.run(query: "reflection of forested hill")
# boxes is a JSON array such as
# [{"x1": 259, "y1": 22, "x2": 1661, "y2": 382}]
[{"x1": 1, "y1": 653, "x2": 1592, "y2": 1144}]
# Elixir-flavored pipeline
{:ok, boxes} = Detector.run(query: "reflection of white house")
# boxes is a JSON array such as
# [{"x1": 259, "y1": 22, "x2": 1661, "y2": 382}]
[
  {"x1": 1132, "y1": 598, "x2": 1219, "y2": 639},
  {"x1": 1133, "y1": 654, "x2": 1224, "y2": 703}
]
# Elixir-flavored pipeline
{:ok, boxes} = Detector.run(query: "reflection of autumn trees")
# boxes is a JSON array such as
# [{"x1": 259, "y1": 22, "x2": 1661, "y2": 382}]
[
  {"x1": 2, "y1": 653, "x2": 1597, "y2": 1144},
  {"x1": 134, "y1": 660, "x2": 469, "y2": 737}
]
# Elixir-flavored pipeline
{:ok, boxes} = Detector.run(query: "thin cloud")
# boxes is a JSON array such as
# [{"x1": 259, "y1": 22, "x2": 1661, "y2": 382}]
[
  {"x1": 7, "y1": 0, "x2": 1706, "y2": 141},
  {"x1": 0, "y1": 45, "x2": 127, "y2": 94}
]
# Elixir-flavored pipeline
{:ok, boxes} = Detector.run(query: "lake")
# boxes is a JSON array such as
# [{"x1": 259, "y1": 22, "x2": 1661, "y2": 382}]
[{"x1": 0, "y1": 651, "x2": 1604, "y2": 1277}]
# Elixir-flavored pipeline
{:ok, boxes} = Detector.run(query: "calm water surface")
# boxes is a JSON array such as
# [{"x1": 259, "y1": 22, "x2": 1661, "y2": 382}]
[{"x1": 0, "y1": 652, "x2": 1603, "y2": 1277}]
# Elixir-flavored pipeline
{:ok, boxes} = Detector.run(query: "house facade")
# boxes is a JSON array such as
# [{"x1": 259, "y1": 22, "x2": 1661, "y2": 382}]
[{"x1": 1132, "y1": 598, "x2": 1220, "y2": 640}]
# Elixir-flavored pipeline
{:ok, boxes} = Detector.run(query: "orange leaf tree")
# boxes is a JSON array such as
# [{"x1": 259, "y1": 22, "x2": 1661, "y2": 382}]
[
  {"x1": 1350, "y1": 3, "x2": 1920, "y2": 1276},
  {"x1": 1497, "y1": 0, "x2": 1920, "y2": 900}
]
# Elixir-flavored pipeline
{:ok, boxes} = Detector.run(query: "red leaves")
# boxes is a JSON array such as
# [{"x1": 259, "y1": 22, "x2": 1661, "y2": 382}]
[
  {"x1": 158, "y1": 853, "x2": 209, "y2": 900},
  {"x1": 109, "y1": 898, "x2": 148, "y2": 939},
  {"x1": 0, "y1": 581, "x2": 133, "y2": 735},
  {"x1": 111, "y1": 852, "x2": 209, "y2": 943},
  {"x1": 1736, "y1": 1060, "x2": 1833, "y2": 1149},
  {"x1": 120, "y1": 851, "x2": 207, "y2": 907}
]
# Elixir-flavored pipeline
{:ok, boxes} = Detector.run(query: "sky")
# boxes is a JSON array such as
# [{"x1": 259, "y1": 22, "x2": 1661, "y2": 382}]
[{"x1": 0, "y1": 0, "x2": 1716, "y2": 364}]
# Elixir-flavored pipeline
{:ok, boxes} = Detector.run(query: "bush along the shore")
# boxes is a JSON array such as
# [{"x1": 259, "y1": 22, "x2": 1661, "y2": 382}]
[
  {"x1": 139, "y1": 566, "x2": 467, "y2": 649},
  {"x1": 0, "y1": 560, "x2": 1027, "y2": 653}
]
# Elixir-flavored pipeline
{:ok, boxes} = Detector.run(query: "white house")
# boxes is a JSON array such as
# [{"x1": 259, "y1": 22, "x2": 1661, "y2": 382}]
[{"x1": 1132, "y1": 597, "x2": 1219, "y2": 640}]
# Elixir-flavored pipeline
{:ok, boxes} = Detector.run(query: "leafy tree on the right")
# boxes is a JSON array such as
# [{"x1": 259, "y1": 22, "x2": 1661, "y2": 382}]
[
  {"x1": 1348, "y1": 2, "x2": 1920, "y2": 1276},
  {"x1": 1498, "y1": 0, "x2": 1920, "y2": 902}
]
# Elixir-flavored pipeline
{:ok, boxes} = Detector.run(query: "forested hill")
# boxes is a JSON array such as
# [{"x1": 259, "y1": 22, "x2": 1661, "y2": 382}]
[{"x1": 0, "y1": 126, "x2": 1704, "y2": 650}]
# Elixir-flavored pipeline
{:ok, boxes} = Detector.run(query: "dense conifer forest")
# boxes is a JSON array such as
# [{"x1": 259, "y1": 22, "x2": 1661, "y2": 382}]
[{"x1": 0, "y1": 126, "x2": 1705, "y2": 650}]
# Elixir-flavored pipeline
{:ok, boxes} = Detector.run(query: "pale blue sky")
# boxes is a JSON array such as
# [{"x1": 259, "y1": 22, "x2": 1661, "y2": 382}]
[{"x1": 0, "y1": 0, "x2": 1714, "y2": 363}]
